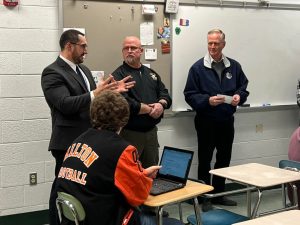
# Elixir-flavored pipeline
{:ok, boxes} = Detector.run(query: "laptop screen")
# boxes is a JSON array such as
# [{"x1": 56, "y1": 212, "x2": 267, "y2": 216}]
[{"x1": 158, "y1": 146, "x2": 194, "y2": 183}]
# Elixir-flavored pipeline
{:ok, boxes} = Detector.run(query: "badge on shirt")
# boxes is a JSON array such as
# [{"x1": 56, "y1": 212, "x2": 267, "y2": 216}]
[
  {"x1": 226, "y1": 72, "x2": 232, "y2": 79},
  {"x1": 150, "y1": 73, "x2": 157, "y2": 80}
]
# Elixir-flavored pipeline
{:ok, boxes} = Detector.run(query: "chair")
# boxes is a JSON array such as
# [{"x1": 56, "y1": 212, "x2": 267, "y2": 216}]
[
  {"x1": 56, "y1": 192, "x2": 184, "y2": 225},
  {"x1": 56, "y1": 191, "x2": 86, "y2": 225},
  {"x1": 278, "y1": 159, "x2": 300, "y2": 209},
  {"x1": 161, "y1": 217, "x2": 185, "y2": 225},
  {"x1": 187, "y1": 209, "x2": 248, "y2": 225},
  {"x1": 186, "y1": 179, "x2": 250, "y2": 225}
]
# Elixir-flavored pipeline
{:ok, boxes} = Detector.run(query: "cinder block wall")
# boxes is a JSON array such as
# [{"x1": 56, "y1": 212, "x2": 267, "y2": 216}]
[
  {"x1": 0, "y1": 0, "x2": 299, "y2": 218},
  {"x1": 0, "y1": 1, "x2": 59, "y2": 216}
]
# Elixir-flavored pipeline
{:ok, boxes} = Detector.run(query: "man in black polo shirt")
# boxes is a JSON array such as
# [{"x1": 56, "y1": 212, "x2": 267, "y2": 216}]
[{"x1": 112, "y1": 36, "x2": 172, "y2": 169}]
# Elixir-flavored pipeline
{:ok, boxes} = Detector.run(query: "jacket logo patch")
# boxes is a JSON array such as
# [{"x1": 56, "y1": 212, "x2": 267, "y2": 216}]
[
  {"x1": 226, "y1": 72, "x2": 232, "y2": 79},
  {"x1": 150, "y1": 73, "x2": 157, "y2": 80}
]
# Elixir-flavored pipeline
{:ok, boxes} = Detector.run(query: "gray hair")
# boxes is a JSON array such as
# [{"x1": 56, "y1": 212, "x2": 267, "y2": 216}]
[{"x1": 208, "y1": 29, "x2": 225, "y2": 42}]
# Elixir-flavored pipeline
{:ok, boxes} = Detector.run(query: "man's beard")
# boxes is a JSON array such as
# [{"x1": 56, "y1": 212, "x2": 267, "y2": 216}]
[
  {"x1": 125, "y1": 56, "x2": 137, "y2": 66},
  {"x1": 73, "y1": 54, "x2": 84, "y2": 64}
]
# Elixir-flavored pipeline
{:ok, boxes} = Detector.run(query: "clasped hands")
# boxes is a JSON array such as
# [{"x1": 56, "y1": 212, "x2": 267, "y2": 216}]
[
  {"x1": 148, "y1": 102, "x2": 165, "y2": 119},
  {"x1": 93, "y1": 74, "x2": 135, "y2": 96}
]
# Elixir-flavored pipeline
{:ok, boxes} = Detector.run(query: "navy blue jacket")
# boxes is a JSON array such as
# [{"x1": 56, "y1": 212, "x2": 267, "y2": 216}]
[{"x1": 184, "y1": 56, "x2": 249, "y2": 121}]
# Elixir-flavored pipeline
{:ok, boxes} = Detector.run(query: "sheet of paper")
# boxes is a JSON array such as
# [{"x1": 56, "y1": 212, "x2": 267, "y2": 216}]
[
  {"x1": 165, "y1": 0, "x2": 179, "y2": 13},
  {"x1": 140, "y1": 22, "x2": 154, "y2": 45},
  {"x1": 143, "y1": 64, "x2": 151, "y2": 68},
  {"x1": 91, "y1": 71, "x2": 104, "y2": 84},
  {"x1": 145, "y1": 48, "x2": 157, "y2": 60},
  {"x1": 142, "y1": 4, "x2": 156, "y2": 14},
  {"x1": 217, "y1": 94, "x2": 233, "y2": 104}
]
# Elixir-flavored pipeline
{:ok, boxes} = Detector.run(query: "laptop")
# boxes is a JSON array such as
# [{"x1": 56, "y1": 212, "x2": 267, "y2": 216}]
[{"x1": 150, "y1": 146, "x2": 194, "y2": 196}]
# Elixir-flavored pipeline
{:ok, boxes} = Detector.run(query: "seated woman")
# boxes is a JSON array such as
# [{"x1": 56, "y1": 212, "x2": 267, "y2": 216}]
[
  {"x1": 287, "y1": 127, "x2": 300, "y2": 209},
  {"x1": 56, "y1": 90, "x2": 161, "y2": 225}
]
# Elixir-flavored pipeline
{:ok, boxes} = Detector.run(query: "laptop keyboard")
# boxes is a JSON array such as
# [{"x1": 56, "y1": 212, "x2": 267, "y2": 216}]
[{"x1": 150, "y1": 179, "x2": 184, "y2": 195}]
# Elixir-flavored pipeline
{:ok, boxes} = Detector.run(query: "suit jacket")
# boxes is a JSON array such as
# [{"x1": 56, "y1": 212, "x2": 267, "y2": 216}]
[{"x1": 41, "y1": 57, "x2": 96, "y2": 151}]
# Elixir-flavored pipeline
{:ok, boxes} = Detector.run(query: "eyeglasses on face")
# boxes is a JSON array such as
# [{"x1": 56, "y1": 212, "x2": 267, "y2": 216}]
[
  {"x1": 122, "y1": 46, "x2": 141, "y2": 52},
  {"x1": 71, "y1": 42, "x2": 88, "y2": 49}
]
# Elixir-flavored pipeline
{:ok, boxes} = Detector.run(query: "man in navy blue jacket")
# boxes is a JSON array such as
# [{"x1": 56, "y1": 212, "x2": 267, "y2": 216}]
[{"x1": 184, "y1": 29, "x2": 249, "y2": 211}]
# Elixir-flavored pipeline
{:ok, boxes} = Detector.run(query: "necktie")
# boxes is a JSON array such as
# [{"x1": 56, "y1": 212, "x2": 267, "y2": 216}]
[{"x1": 76, "y1": 66, "x2": 88, "y2": 90}]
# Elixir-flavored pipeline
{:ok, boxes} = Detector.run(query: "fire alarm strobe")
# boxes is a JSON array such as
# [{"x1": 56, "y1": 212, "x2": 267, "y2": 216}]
[{"x1": 3, "y1": 0, "x2": 18, "y2": 6}]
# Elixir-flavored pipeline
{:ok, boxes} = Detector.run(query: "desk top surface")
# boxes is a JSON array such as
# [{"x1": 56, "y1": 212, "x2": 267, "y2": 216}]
[
  {"x1": 233, "y1": 210, "x2": 300, "y2": 225},
  {"x1": 210, "y1": 163, "x2": 300, "y2": 187},
  {"x1": 144, "y1": 180, "x2": 213, "y2": 207}
]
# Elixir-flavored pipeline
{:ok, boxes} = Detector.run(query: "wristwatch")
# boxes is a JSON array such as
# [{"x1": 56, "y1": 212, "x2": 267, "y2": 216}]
[{"x1": 158, "y1": 101, "x2": 167, "y2": 109}]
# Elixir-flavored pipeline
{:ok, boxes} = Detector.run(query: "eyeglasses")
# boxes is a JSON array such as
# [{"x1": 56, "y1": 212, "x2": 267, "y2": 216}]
[
  {"x1": 122, "y1": 46, "x2": 141, "y2": 52},
  {"x1": 208, "y1": 42, "x2": 224, "y2": 47},
  {"x1": 71, "y1": 42, "x2": 88, "y2": 49}
]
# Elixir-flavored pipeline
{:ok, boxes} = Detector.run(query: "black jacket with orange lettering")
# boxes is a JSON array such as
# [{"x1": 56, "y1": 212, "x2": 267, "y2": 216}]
[{"x1": 56, "y1": 128, "x2": 152, "y2": 225}]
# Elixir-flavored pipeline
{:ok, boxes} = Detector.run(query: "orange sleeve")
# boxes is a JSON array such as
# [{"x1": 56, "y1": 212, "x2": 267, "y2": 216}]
[{"x1": 115, "y1": 145, "x2": 153, "y2": 206}]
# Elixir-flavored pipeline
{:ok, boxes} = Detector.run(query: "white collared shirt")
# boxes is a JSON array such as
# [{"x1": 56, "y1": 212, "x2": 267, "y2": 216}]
[
  {"x1": 59, "y1": 55, "x2": 94, "y2": 99},
  {"x1": 204, "y1": 53, "x2": 231, "y2": 69}
]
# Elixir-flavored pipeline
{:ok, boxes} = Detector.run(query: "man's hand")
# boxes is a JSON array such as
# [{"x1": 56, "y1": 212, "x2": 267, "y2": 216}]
[
  {"x1": 114, "y1": 75, "x2": 135, "y2": 93},
  {"x1": 231, "y1": 94, "x2": 240, "y2": 106},
  {"x1": 93, "y1": 75, "x2": 135, "y2": 96},
  {"x1": 209, "y1": 95, "x2": 225, "y2": 106},
  {"x1": 148, "y1": 103, "x2": 164, "y2": 119},
  {"x1": 139, "y1": 103, "x2": 153, "y2": 115},
  {"x1": 93, "y1": 75, "x2": 118, "y2": 97},
  {"x1": 144, "y1": 165, "x2": 162, "y2": 179}
]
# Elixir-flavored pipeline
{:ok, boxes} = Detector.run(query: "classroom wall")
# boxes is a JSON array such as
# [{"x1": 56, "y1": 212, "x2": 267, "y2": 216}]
[
  {"x1": 171, "y1": 5, "x2": 300, "y2": 110},
  {"x1": 160, "y1": 108, "x2": 298, "y2": 179},
  {"x1": 0, "y1": 0, "x2": 299, "y2": 217},
  {"x1": 0, "y1": 0, "x2": 58, "y2": 216}
]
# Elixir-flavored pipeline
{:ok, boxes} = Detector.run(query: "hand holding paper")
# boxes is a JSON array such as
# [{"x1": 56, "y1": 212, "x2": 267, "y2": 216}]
[
  {"x1": 209, "y1": 95, "x2": 225, "y2": 106},
  {"x1": 217, "y1": 94, "x2": 233, "y2": 104}
]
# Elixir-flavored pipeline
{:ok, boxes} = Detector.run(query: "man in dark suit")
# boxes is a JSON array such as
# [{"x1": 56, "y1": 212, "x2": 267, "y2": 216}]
[{"x1": 41, "y1": 29, "x2": 134, "y2": 225}]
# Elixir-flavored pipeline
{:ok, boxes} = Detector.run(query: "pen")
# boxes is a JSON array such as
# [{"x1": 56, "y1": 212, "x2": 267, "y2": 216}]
[{"x1": 240, "y1": 104, "x2": 250, "y2": 107}]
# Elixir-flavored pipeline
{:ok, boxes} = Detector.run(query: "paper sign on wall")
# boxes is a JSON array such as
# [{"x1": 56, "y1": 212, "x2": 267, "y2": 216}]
[
  {"x1": 140, "y1": 22, "x2": 154, "y2": 45},
  {"x1": 165, "y1": 0, "x2": 179, "y2": 14},
  {"x1": 142, "y1": 4, "x2": 156, "y2": 14},
  {"x1": 145, "y1": 49, "x2": 157, "y2": 60},
  {"x1": 91, "y1": 71, "x2": 105, "y2": 85}
]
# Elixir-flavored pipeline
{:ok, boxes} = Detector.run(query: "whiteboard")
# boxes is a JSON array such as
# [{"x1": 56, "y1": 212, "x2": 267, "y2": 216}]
[{"x1": 171, "y1": 6, "x2": 300, "y2": 111}]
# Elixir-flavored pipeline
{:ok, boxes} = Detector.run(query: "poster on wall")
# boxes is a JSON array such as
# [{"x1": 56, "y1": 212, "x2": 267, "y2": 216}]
[{"x1": 165, "y1": 0, "x2": 179, "y2": 13}]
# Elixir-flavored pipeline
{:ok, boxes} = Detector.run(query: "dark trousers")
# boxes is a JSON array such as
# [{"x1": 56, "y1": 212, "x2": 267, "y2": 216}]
[
  {"x1": 287, "y1": 181, "x2": 300, "y2": 209},
  {"x1": 195, "y1": 115, "x2": 234, "y2": 193},
  {"x1": 120, "y1": 127, "x2": 159, "y2": 168},
  {"x1": 49, "y1": 150, "x2": 66, "y2": 225}
]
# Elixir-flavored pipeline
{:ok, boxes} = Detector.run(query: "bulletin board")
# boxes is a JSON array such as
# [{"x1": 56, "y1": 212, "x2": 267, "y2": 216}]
[{"x1": 63, "y1": 0, "x2": 171, "y2": 90}]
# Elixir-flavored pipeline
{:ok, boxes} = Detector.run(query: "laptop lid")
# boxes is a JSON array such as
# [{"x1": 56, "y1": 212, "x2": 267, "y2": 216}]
[{"x1": 157, "y1": 146, "x2": 194, "y2": 184}]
